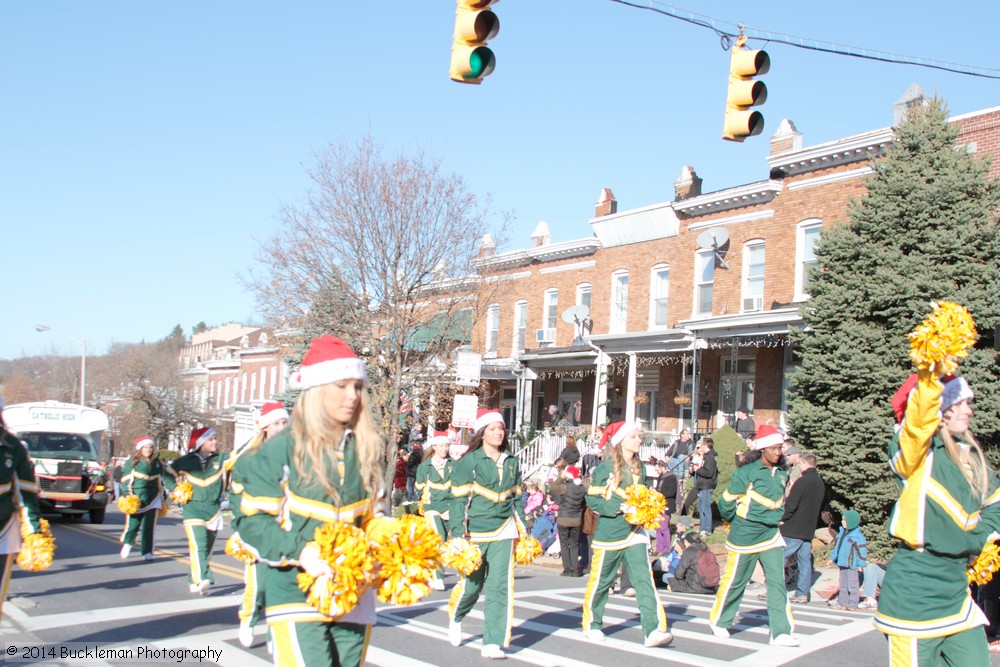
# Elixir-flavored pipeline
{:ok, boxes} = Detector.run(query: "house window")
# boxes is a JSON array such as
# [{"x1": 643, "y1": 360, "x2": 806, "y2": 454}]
[
  {"x1": 649, "y1": 264, "x2": 669, "y2": 328},
  {"x1": 795, "y1": 219, "x2": 822, "y2": 300},
  {"x1": 543, "y1": 289, "x2": 558, "y2": 330},
  {"x1": 610, "y1": 270, "x2": 629, "y2": 333},
  {"x1": 513, "y1": 300, "x2": 528, "y2": 353},
  {"x1": 485, "y1": 304, "x2": 500, "y2": 356},
  {"x1": 694, "y1": 250, "x2": 714, "y2": 316},
  {"x1": 719, "y1": 357, "x2": 756, "y2": 417},
  {"x1": 742, "y1": 241, "x2": 765, "y2": 311},
  {"x1": 576, "y1": 283, "x2": 592, "y2": 311}
]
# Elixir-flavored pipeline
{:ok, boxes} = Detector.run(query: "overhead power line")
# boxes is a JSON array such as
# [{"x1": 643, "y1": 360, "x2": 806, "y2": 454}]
[{"x1": 608, "y1": 0, "x2": 1000, "y2": 80}]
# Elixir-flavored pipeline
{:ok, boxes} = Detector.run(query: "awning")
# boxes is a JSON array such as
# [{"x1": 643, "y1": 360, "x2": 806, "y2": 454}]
[{"x1": 405, "y1": 309, "x2": 473, "y2": 352}]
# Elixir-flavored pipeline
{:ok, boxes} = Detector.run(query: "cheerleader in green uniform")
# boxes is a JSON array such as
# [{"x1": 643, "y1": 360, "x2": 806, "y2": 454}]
[
  {"x1": 447, "y1": 409, "x2": 527, "y2": 660},
  {"x1": 708, "y1": 423, "x2": 797, "y2": 647},
  {"x1": 238, "y1": 335, "x2": 385, "y2": 667},
  {"x1": 415, "y1": 429, "x2": 454, "y2": 591},
  {"x1": 228, "y1": 400, "x2": 289, "y2": 648},
  {"x1": 119, "y1": 436, "x2": 164, "y2": 561},
  {"x1": 581, "y1": 420, "x2": 672, "y2": 648},
  {"x1": 874, "y1": 369, "x2": 1000, "y2": 666}
]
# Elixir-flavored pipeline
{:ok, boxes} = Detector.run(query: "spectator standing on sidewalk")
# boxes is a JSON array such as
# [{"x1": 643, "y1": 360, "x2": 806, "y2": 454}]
[
  {"x1": 827, "y1": 509, "x2": 867, "y2": 610},
  {"x1": 734, "y1": 408, "x2": 756, "y2": 441},
  {"x1": 690, "y1": 438, "x2": 718, "y2": 534},
  {"x1": 780, "y1": 451, "x2": 825, "y2": 603},
  {"x1": 553, "y1": 465, "x2": 586, "y2": 577},
  {"x1": 782, "y1": 443, "x2": 804, "y2": 493}
]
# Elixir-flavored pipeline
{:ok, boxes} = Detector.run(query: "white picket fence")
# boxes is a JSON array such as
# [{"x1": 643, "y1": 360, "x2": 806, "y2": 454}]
[{"x1": 515, "y1": 431, "x2": 680, "y2": 481}]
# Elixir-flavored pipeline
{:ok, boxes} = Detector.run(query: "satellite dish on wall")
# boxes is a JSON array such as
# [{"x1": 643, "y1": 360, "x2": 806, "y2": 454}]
[
  {"x1": 695, "y1": 227, "x2": 731, "y2": 270},
  {"x1": 562, "y1": 305, "x2": 593, "y2": 345}
]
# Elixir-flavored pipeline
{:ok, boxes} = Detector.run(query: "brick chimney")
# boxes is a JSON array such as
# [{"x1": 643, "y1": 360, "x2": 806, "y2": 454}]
[
  {"x1": 673, "y1": 166, "x2": 702, "y2": 201},
  {"x1": 769, "y1": 119, "x2": 802, "y2": 155},
  {"x1": 594, "y1": 188, "x2": 617, "y2": 217},
  {"x1": 894, "y1": 84, "x2": 927, "y2": 127},
  {"x1": 477, "y1": 233, "x2": 496, "y2": 258},
  {"x1": 530, "y1": 221, "x2": 550, "y2": 248}
]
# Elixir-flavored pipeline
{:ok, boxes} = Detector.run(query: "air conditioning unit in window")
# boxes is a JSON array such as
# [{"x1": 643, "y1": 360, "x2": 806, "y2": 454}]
[
  {"x1": 535, "y1": 328, "x2": 556, "y2": 343},
  {"x1": 742, "y1": 296, "x2": 764, "y2": 312}
]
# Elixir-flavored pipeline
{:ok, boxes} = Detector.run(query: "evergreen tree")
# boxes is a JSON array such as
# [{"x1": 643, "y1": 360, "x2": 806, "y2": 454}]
[{"x1": 787, "y1": 98, "x2": 1000, "y2": 556}]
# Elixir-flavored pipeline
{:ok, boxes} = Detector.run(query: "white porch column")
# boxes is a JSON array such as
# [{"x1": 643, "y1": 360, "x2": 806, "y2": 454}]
[
  {"x1": 518, "y1": 368, "x2": 537, "y2": 431},
  {"x1": 592, "y1": 350, "x2": 610, "y2": 426},
  {"x1": 624, "y1": 352, "x2": 638, "y2": 422}
]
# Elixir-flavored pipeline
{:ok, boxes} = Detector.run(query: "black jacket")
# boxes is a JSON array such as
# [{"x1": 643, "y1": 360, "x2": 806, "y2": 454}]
[
  {"x1": 694, "y1": 449, "x2": 718, "y2": 490},
  {"x1": 670, "y1": 542, "x2": 716, "y2": 594},
  {"x1": 554, "y1": 480, "x2": 586, "y2": 526},
  {"x1": 654, "y1": 472, "x2": 678, "y2": 515},
  {"x1": 780, "y1": 467, "x2": 826, "y2": 540},
  {"x1": 405, "y1": 448, "x2": 422, "y2": 479},
  {"x1": 558, "y1": 445, "x2": 580, "y2": 466}
]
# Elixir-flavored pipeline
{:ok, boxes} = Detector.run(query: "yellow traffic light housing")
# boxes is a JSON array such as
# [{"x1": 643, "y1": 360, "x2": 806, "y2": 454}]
[
  {"x1": 450, "y1": 0, "x2": 500, "y2": 85},
  {"x1": 723, "y1": 36, "x2": 770, "y2": 142}
]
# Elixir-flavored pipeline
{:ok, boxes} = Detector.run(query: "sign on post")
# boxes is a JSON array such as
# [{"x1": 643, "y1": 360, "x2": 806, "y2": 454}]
[
  {"x1": 451, "y1": 394, "x2": 479, "y2": 429},
  {"x1": 455, "y1": 351, "x2": 482, "y2": 387}
]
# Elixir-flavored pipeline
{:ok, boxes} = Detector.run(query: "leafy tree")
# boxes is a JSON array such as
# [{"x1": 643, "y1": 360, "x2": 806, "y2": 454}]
[{"x1": 787, "y1": 98, "x2": 1000, "y2": 557}]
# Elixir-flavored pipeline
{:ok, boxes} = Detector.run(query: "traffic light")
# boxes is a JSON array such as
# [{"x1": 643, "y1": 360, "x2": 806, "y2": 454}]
[
  {"x1": 723, "y1": 36, "x2": 769, "y2": 142},
  {"x1": 449, "y1": 0, "x2": 500, "y2": 85}
]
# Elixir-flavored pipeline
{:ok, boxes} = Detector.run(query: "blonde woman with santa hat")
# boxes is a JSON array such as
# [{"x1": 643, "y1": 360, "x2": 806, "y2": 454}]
[
  {"x1": 581, "y1": 420, "x2": 672, "y2": 649},
  {"x1": 447, "y1": 408, "x2": 528, "y2": 660},
  {"x1": 119, "y1": 436, "x2": 164, "y2": 561},
  {"x1": 874, "y1": 367, "x2": 1000, "y2": 665},
  {"x1": 415, "y1": 428, "x2": 454, "y2": 591},
  {"x1": 227, "y1": 400, "x2": 289, "y2": 648},
  {"x1": 708, "y1": 423, "x2": 797, "y2": 647},
  {"x1": 164, "y1": 425, "x2": 229, "y2": 596},
  {"x1": 236, "y1": 334, "x2": 384, "y2": 667}
]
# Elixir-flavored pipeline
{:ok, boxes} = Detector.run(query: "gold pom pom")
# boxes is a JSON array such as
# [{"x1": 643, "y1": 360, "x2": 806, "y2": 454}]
[
  {"x1": 441, "y1": 537, "x2": 483, "y2": 577},
  {"x1": 158, "y1": 499, "x2": 171, "y2": 518},
  {"x1": 170, "y1": 479, "x2": 193, "y2": 505},
  {"x1": 622, "y1": 484, "x2": 668, "y2": 531},
  {"x1": 908, "y1": 301, "x2": 978, "y2": 375},
  {"x1": 513, "y1": 535, "x2": 543, "y2": 565},
  {"x1": 117, "y1": 494, "x2": 141, "y2": 515},
  {"x1": 225, "y1": 533, "x2": 257, "y2": 565},
  {"x1": 968, "y1": 540, "x2": 1000, "y2": 586},
  {"x1": 297, "y1": 522, "x2": 376, "y2": 618},
  {"x1": 371, "y1": 515, "x2": 443, "y2": 606},
  {"x1": 17, "y1": 519, "x2": 54, "y2": 572}
]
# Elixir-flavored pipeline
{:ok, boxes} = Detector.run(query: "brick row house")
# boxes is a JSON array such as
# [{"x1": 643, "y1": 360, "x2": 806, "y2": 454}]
[{"x1": 470, "y1": 87, "x2": 1000, "y2": 440}]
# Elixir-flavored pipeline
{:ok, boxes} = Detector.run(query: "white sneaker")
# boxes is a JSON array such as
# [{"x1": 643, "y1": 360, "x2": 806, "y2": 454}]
[
  {"x1": 238, "y1": 621, "x2": 254, "y2": 648},
  {"x1": 142, "y1": 553, "x2": 153, "y2": 561},
  {"x1": 448, "y1": 620, "x2": 462, "y2": 647},
  {"x1": 709, "y1": 623, "x2": 730, "y2": 639},
  {"x1": 644, "y1": 630, "x2": 673, "y2": 647},
  {"x1": 120, "y1": 544, "x2": 132, "y2": 559},
  {"x1": 769, "y1": 634, "x2": 800, "y2": 647},
  {"x1": 480, "y1": 644, "x2": 506, "y2": 660},
  {"x1": 583, "y1": 629, "x2": 606, "y2": 642},
  {"x1": 189, "y1": 584, "x2": 200, "y2": 594},
  {"x1": 198, "y1": 580, "x2": 212, "y2": 596},
  {"x1": 429, "y1": 578, "x2": 445, "y2": 591}
]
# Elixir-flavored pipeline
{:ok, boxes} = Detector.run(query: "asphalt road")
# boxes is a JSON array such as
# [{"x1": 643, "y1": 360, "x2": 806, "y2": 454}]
[{"x1": 1, "y1": 507, "x2": 996, "y2": 666}]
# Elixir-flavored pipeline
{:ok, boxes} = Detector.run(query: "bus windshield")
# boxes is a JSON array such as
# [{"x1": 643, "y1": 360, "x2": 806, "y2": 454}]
[{"x1": 19, "y1": 432, "x2": 100, "y2": 461}]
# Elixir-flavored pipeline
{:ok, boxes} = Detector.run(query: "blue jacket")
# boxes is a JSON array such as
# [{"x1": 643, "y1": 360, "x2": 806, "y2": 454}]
[{"x1": 831, "y1": 525, "x2": 868, "y2": 569}]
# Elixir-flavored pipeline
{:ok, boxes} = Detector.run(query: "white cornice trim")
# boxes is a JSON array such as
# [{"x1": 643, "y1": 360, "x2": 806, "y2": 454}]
[
  {"x1": 673, "y1": 180, "x2": 783, "y2": 216},
  {"x1": 475, "y1": 238, "x2": 601, "y2": 270},
  {"x1": 677, "y1": 307, "x2": 803, "y2": 337},
  {"x1": 768, "y1": 128, "x2": 893, "y2": 176},
  {"x1": 485, "y1": 271, "x2": 532, "y2": 283},
  {"x1": 687, "y1": 209, "x2": 774, "y2": 231},
  {"x1": 786, "y1": 166, "x2": 873, "y2": 191},
  {"x1": 539, "y1": 260, "x2": 597, "y2": 275}
]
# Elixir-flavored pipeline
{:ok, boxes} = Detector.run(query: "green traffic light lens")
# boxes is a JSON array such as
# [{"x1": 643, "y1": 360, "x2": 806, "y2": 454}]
[{"x1": 468, "y1": 46, "x2": 496, "y2": 79}]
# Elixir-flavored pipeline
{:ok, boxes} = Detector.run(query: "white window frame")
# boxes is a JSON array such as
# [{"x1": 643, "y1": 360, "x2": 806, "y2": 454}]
[
  {"x1": 741, "y1": 240, "x2": 765, "y2": 312},
  {"x1": 648, "y1": 263, "x2": 670, "y2": 329},
  {"x1": 485, "y1": 303, "x2": 500, "y2": 357},
  {"x1": 795, "y1": 219, "x2": 822, "y2": 301},
  {"x1": 512, "y1": 300, "x2": 528, "y2": 353},
  {"x1": 693, "y1": 249, "x2": 715, "y2": 317},
  {"x1": 576, "y1": 283, "x2": 592, "y2": 310},
  {"x1": 610, "y1": 270, "x2": 629, "y2": 334},
  {"x1": 543, "y1": 288, "x2": 559, "y2": 330}
]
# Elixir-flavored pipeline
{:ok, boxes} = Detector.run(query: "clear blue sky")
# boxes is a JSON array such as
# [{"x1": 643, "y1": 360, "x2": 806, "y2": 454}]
[{"x1": 3, "y1": 1, "x2": 998, "y2": 360}]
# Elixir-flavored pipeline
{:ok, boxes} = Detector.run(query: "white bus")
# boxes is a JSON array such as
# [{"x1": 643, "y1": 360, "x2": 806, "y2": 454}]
[{"x1": 2, "y1": 400, "x2": 111, "y2": 524}]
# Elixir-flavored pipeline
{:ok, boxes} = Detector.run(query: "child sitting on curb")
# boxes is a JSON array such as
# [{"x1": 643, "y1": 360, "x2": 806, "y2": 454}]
[{"x1": 827, "y1": 509, "x2": 868, "y2": 610}]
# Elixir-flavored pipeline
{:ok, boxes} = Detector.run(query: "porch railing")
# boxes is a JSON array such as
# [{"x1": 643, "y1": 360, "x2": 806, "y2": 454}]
[{"x1": 515, "y1": 432, "x2": 566, "y2": 480}]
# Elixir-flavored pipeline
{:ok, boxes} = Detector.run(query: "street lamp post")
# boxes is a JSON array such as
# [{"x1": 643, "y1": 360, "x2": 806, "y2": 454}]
[{"x1": 35, "y1": 325, "x2": 87, "y2": 406}]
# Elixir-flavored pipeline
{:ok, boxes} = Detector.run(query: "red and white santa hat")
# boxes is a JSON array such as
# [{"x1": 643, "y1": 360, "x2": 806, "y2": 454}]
[
  {"x1": 600, "y1": 420, "x2": 641, "y2": 448},
  {"x1": 473, "y1": 408, "x2": 504, "y2": 433},
  {"x1": 426, "y1": 429, "x2": 450, "y2": 447},
  {"x1": 189, "y1": 426, "x2": 216, "y2": 452},
  {"x1": 752, "y1": 424, "x2": 783, "y2": 450},
  {"x1": 565, "y1": 465, "x2": 581, "y2": 480},
  {"x1": 258, "y1": 401, "x2": 289, "y2": 429},
  {"x1": 288, "y1": 335, "x2": 366, "y2": 391},
  {"x1": 134, "y1": 436, "x2": 154, "y2": 451},
  {"x1": 892, "y1": 372, "x2": 973, "y2": 425}
]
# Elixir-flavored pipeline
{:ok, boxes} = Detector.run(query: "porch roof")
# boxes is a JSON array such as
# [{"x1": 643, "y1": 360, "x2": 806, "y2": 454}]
[
  {"x1": 585, "y1": 329, "x2": 696, "y2": 355},
  {"x1": 677, "y1": 306, "x2": 803, "y2": 339}
]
